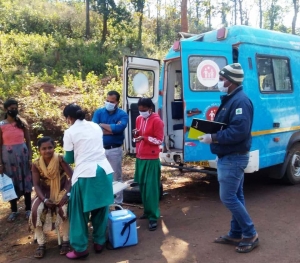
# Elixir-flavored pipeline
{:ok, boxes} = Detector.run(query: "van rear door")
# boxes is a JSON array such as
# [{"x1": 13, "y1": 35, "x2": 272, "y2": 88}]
[
  {"x1": 180, "y1": 41, "x2": 233, "y2": 163},
  {"x1": 122, "y1": 56, "x2": 160, "y2": 154}
]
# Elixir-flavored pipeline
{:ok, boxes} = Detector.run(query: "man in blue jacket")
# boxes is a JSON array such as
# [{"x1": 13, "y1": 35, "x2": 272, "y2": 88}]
[
  {"x1": 199, "y1": 63, "x2": 259, "y2": 253},
  {"x1": 92, "y1": 90, "x2": 129, "y2": 205}
]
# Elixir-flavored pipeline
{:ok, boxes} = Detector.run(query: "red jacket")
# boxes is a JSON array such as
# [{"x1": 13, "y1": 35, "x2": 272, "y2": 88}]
[{"x1": 135, "y1": 113, "x2": 164, "y2": 159}]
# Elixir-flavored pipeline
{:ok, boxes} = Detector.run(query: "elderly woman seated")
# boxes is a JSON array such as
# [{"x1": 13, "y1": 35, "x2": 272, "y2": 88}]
[{"x1": 29, "y1": 136, "x2": 73, "y2": 258}]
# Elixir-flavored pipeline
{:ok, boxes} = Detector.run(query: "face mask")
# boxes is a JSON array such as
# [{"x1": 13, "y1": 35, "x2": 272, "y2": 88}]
[
  {"x1": 105, "y1": 101, "x2": 116, "y2": 111},
  {"x1": 139, "y1": 111, "x2": 151, "y2": 119},
  {"x1": 217, "y1": 81, "x2": 228, "y2": 93},
  {"x1": 7, "y1": 109, "x2": 18, "y2": 118}
]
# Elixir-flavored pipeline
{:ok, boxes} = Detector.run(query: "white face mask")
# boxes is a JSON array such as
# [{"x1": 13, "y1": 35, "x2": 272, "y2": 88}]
[
  {"x1": 218, "y1": 81, "x2": 233, "y2": 93},
  {"x1": 217, "y1": 81, "x2": 228, "y2": 93},
  {"x1": 105, "y1": 101, "x2": 116, "y2": 111},
  {"x1": 139, "y1": 111, "x2": 151, "y2": 119}
]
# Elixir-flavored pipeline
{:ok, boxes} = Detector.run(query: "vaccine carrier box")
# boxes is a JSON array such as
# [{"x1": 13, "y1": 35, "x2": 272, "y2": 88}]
[{"x1": 108, "y1": 209, "x2": 138, "y2": 248}]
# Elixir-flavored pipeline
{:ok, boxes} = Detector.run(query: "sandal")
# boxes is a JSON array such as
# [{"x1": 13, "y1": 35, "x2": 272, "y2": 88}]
[
  {"x1": 214, "y1": 235, "x2": 242, "y2": 246},
  {"x1": 7, "y1": 212, "x2": 19, "y2": 222},
  {"x1": 25, "y1": 210, "x2": 31, "y2": 220},
  {"x1": 34, "y1": 245, "x2": 46, "y2": 258},
  {"x1": 236, "y1": 237, "x2": 259, "y2": 253},
  {"x1": 60, "y1": 241, "x2": 71, "y2": 255}
]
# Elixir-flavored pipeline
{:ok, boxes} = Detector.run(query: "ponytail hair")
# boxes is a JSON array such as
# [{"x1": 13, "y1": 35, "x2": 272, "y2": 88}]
[
  {"x1": 3, "y1": 98, "x2": 27, "y2": 129},
  {"x1": 63, "y1": 103, "x2": 86, "y2": 121}
]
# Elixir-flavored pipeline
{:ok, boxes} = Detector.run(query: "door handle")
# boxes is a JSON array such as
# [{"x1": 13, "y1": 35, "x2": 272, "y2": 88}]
[{"x1": 186, "y1": 108, "x2": 202, "y2": 117}]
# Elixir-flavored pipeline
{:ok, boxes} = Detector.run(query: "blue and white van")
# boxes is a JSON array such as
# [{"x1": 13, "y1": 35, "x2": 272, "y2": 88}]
[{"x1": 122, "y1": 25, "x2": 300, "y2": 184}]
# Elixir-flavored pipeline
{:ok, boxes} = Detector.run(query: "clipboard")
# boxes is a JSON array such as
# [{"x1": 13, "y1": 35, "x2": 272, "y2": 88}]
[{"x1": 188, "y1": 118, "x2": 227, "y2": 140}]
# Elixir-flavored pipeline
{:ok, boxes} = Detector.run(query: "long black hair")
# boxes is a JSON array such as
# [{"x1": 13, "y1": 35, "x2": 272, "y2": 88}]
[
  {"x1": 3, "y1": 98, "x2": 27, "y2": 129},
  {"x1": 63, "y1": 103, "x2": 85, "y2": 120}
]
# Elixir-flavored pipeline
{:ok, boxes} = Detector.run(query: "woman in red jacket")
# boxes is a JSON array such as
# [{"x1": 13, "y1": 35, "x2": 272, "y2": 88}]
[{"x1": 133, "y1": 98, "x2": 164, "y2": 231}]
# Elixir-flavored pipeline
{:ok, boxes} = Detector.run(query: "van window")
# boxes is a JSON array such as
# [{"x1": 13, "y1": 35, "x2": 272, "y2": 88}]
[
  {"x1": 188, "y1": 56, "x2": 227, "y2": 91},
  {"x1": 257, "y1": 56, "x2": 292, "y2": 92},
  {"x1": 127, "y1": 69, "x2": 154, "y2": 98}
]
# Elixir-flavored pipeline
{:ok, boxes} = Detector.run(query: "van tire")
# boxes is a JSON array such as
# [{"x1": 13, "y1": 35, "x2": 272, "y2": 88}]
[
  {"x1": 123, "y1": 179, "x2": 163, "y2": 204},
  {"x1": 285, "y1": 143, "x2": 300, "y2": 184}
]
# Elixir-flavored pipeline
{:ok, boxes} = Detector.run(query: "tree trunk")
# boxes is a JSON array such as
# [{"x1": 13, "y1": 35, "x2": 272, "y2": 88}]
[
  {"x1": 101, "y1": 14, "x2": 108, "y2": 43},
  {"x1": 156, "y1": 0, "x2": 160, "y2": 45},
  {"x1": 259, "y1": 0, "x2": 262, "y2": 28},
  {"x1": 138, "y1": 13, "x2": 143, "y2": 49},
  {"x1": 181, "y1": 0, "x2": 188, "y2": 32},
  {"x1": 292, "y1": 0, "x2": 299, "y2": 34},
  {"x1": 86, "y1": 0, "x2": 90, "y2": 39},
  {"x1": 234, "y1": 0, "x2": 237, "y2": 25},
  {"x1": 238, "y1": 0, "x2": 243, "y2": 25},
  {"x1": 195, "y1": 0, "x2": 200, "y2": 25}
]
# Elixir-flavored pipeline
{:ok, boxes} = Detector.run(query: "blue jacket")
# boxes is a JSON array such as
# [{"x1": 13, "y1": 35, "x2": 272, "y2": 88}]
[
  {"x1": 92, "y1": 107, "x2": 129, "y2": 146},
  {"x1": 210, "y1": 86, "x2": 253, "y2": 157}
]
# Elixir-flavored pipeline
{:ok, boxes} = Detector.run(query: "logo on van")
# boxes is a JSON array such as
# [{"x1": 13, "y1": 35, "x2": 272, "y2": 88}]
[
  {"x1": 197, "y1": 60, "x2": 220, "y2": 87},
  {"x1": 205, "y1": 106, "x2": 219, "y2": 121}
]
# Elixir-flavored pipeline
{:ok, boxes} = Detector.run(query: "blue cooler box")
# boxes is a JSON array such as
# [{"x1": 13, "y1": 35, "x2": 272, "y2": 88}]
[{"x1": 108, "y1": 209, "x2": 138, "y2": 248}]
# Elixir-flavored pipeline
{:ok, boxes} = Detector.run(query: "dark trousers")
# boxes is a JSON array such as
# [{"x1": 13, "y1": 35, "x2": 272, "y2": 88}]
[{"x1": 10, "y1": 192, "x2": 31, "y2": 212}]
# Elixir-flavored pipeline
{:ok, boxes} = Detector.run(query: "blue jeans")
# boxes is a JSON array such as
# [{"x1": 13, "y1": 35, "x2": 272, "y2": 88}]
[{"x1": 217, "y1": 153, "x2": 257, "y2": 239}]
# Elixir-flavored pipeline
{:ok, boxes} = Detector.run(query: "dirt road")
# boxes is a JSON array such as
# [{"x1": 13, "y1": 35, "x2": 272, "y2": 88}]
[{"x1": 1, "y1": 172, "x2": 299, "y2": 263}]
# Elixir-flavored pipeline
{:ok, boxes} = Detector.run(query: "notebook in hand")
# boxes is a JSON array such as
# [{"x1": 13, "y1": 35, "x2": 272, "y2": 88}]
[{"x1": 188, "y1": 118, "x2": 227, "y2": 140}]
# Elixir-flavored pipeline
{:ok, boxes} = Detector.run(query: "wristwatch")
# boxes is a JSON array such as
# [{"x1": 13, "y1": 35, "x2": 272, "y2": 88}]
[{"x1": 66, "y1": 192, "x2": 71, "y2": 197}]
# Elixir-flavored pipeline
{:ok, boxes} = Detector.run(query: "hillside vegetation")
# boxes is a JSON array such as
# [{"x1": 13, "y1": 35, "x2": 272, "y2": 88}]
[
  {"x1": 0, "y1": 0, "x2": 175, "y2": 144},
  {"x1": 1, "y1": 0, "x2": 298, "y2": 146}
]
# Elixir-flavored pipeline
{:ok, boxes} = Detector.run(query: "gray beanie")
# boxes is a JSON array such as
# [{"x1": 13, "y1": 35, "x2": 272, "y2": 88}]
[{"x1": 219, "y1": 63, "x2": 244, "y2": 85}]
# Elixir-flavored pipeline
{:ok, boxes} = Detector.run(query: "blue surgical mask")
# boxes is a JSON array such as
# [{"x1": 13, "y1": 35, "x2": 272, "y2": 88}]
[
  {"x1": 139, "y1": 111, "x2": 151, "y2": 119},
  {"x1": 105, "y1": 101, "x2": 116, "y2": 111}
]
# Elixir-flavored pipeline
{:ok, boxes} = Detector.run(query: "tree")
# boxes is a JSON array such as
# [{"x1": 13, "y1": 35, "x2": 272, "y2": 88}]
[
  {"x1": 219, "y1": 1, "x2": 230, "y2": 27},
  {"x1": 92, "y1": 0, "x2": 131, "y2": 44},
  {"x1": 131, "y1": 0, "x2": 145, "y2": 49},
  {"x1": 264, "y1": 0, "x2": 282, "y2": 30},
  {"x1": 92, "y1": 0, "x2": 116, "y2": 43}
]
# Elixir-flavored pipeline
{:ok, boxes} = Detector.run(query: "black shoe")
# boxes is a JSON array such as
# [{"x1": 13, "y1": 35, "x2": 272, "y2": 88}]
[
  {"x1": 148, "y1": 220, "x2": 157, "y2": 231},
  {"x1": 115, "y1": 206, "x2": 122, "y2": 211},
  {"x1": 139, "y1": 214, "x2": 147, "y2": 219}
]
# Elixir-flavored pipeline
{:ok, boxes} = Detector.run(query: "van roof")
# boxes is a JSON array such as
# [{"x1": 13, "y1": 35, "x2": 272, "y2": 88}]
[{"x1": 183, "y1": 25, "x2": 300, "y2": 51}]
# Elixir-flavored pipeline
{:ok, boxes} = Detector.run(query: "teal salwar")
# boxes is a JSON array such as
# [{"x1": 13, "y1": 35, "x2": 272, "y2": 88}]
[
  {"x1": 68, "y1": 165, "x2": 113, "y2": 252},
  {"x1": 134, "y1": 158, "x2": 161, "y2": 221}
]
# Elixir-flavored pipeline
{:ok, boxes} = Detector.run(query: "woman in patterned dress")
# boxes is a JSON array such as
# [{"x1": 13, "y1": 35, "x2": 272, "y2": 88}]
[
  {"x1": 29, "y1": 136, "x2": 73, "y2": 258},
  {"x1": 0, "y1": 98, "x2": 32, "y2": 222}
]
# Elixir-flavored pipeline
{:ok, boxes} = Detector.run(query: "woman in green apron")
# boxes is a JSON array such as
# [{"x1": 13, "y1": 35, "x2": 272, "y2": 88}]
[{"x1": 62, "y1": 103, "x2": 114, "y2": 259}]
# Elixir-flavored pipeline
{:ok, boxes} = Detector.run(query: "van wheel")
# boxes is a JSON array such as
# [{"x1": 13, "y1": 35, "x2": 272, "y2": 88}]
[
  {"x1": 123, "y1": 179, "x2": 163, "y2": 204},
  {"x1": 285, "y1": 143, "x2": 300, "y2": 184}
]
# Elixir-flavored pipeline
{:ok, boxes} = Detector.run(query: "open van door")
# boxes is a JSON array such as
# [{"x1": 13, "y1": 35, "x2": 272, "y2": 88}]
[
  {"x1": 180, "y1": 41, "x2": 233, "y2": 163},
  {"x1": 122, "y1": 56, "x2": 160, "y2": 154}
]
